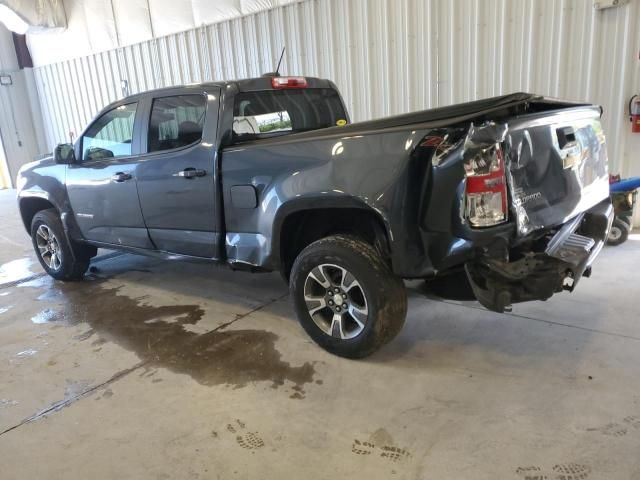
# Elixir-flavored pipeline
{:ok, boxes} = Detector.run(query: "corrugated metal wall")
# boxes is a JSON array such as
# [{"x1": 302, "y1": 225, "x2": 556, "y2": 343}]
[
  {"x1": 33, "y1": 0, "x2": 640, "y2": 176},
  {"x1": 0, "y1": 25, "x2": 47, "y2": 188}
]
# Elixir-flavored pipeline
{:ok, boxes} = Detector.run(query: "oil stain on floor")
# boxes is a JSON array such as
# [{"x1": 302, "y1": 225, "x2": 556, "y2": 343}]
[{"x1": 22, "y1": 277, "x2": 316, "y2": 391}]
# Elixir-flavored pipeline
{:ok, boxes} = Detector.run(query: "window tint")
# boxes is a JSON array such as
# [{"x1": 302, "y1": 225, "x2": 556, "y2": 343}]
[
  {"x1": 148, "y1": 95, "x2": 206, "y2": 153},
  {"x1": 232, "y1": 88, "x2": 347, "y2": 142},
  {"x1": 82, "y1": 103, "x2": 137, "y2": 161}
]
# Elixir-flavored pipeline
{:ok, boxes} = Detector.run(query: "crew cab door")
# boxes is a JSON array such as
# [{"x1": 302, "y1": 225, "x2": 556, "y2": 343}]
[
  {"x1": 134, "y1": 89, "x2": 221, "y2": 258},
  {"x1": 66, "y1": 101, "x2": 153, "y2": 249}
]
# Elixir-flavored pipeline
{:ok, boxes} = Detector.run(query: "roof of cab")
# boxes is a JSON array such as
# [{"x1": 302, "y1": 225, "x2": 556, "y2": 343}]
[{"x1": 112, "y1": 75, "x2": 335, "y2": 105}]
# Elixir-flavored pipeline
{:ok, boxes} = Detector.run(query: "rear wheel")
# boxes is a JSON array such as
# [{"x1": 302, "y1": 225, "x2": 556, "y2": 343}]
[
  {"x1": 606, "y1": 217, "x2": 630, "y2": 246},
  {"x1": 290, "y1": 235, "x2": 407, "y2": 358},
  {"x1": 31, "y1": 209, "x2": 91, "y2": 280}
]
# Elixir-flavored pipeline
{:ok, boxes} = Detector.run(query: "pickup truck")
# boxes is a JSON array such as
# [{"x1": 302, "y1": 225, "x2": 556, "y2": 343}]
[{"x1": 16, "y1": 75, "x2": 613, "y2": 358}]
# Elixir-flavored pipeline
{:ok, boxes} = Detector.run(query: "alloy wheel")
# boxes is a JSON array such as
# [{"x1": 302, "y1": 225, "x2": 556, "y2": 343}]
[
  {"x1": 303, "y1": 263, "x2": 369, "y2": 340},
  {"x1": 35, "y1": 224, "x2": 62, "y2": 271}
]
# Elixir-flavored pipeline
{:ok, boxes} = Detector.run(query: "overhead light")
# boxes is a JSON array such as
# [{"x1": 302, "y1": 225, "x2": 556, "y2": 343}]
[{"x1": 0, "y1": 5, "x2": 29, "y2": 35}]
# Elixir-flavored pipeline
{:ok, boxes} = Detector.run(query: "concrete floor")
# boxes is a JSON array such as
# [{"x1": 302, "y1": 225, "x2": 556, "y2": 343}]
[{"x1": 1, "y1": 188, "x2": 640, "y2": 480}]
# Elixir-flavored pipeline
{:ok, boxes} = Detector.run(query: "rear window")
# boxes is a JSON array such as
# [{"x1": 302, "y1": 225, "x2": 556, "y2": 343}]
[{"x1": 232, "y1": 88, "x2": 347, "y2": 142}]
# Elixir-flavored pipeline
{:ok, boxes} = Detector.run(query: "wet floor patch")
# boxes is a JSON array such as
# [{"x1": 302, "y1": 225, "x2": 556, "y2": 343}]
[
  {"x1": 15, "y1": 349, "x2": 38, "y2": 358},
  {"x1": 0, "y1": 258, "x2": 34, "y2": 285},
  {"x1": 31, "y1": 308, "x2": 64, "y2": 324},
  {"x1": 24, "y1": 278, "x2": 315, "y2": 390}
]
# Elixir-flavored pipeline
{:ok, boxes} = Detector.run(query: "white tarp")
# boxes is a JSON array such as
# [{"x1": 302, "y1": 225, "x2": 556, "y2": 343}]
[
  {"x1": 0, "y1": 0, "x2": 66, "y2": 32},
  {"x1": 24, "y1": 0, "x2": 298, "y2": 67}
]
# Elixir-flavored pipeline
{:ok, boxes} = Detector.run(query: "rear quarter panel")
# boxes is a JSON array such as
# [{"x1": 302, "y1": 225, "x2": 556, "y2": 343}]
[{"x1": 220, "y1": 126, "x2": 431, "y2": 272}]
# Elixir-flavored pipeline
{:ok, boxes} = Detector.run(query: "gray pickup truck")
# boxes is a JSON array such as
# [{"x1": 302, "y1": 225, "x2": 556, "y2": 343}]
[{"x1": 17, "y1": 75, "x2": 613, "y2": 358}]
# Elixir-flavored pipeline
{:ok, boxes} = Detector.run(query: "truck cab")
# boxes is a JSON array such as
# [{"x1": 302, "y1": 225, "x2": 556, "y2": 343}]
[{"x1": 19, "y1": 76, "x2": 348, "y2": 261}]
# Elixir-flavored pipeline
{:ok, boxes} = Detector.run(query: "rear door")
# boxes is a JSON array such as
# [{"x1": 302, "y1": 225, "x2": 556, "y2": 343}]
[
  {"x1": 135, "y1": 88, "x2": 221, "y2": 258},
  {"x1": 67, "y1": 101, "x2": 153, "y2": 249}
]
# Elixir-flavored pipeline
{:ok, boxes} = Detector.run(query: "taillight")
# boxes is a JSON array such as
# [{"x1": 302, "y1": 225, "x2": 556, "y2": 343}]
[
  {"x1": 464, "y1": 144, "x2": 508, "y2": 227},
  {"x1": 271, "y1": 76, "x2": 308, "y2": 89}
]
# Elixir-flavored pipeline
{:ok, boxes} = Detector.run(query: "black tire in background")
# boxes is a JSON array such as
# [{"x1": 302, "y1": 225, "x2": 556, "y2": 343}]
[
  {"x1": 606, "y1": 217, "x2": 631, "y2": 246},
  {"x1": 31, "y1": 209, "x2": 92, "y2": 280},
  {"x1": 618, "y1": 214, "x2": 632, "y2": 230},
  {"x1": 290, "y1": 235, "x2": 407, "y2": 358}
]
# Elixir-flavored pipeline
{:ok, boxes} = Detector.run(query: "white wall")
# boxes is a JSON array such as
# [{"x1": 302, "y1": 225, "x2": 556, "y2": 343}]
[
  {"x1": 26, "y1": 0, "x2": 300, "y2": 66},
  {"x1": 0, "y1": 24, "x2": 47, "y2": 188},
  {"x1": 25, "y1": 0, "x2": 640, "y2": 223}
]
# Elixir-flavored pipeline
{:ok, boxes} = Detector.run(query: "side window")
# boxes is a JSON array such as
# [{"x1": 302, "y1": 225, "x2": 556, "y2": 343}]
[
  {"x1": 82, "y1": 103, "x2": 137, "y2": 161},
  {"x1": 147, "y1": 95, "x2": 206, "y2": 153}
]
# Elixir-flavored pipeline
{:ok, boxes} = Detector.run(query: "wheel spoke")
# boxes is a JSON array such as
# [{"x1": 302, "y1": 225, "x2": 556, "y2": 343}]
[
  {"x1": 304, "y1": 294, "x2": 326, "y2": 316},
  {"x1": 45, "y1": 252, "x2": 54, "y2": 268},
  {"x1": 50, "y1": 253, "x2": 59, "y2": 269},
  {"x1": 348, "y1": 304, "x2": 368, "y2": 329},
  {"x1": 37, "y1": 225, "x2": 49, "y2": 240},
  {"x1": 330, "y1": 313, "x2": 346, "y2": 339},
  {"x1": 340, "y1": 270, "x2": 358, "y2": 291},
  {"x1": 308, "y1": 266, "x2": 331, "y2": 288}
]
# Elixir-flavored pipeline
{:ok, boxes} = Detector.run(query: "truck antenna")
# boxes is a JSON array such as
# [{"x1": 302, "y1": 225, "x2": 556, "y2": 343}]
[{"x1": 275, "y1": 47, "x2": 285, "y2": 75}]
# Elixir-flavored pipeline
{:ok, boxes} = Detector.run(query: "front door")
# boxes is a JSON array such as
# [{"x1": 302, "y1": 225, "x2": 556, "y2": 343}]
[
  {"x1": 135, "y1": 90, "x2": 221, "y2": 258},
  {"x1": 66, "y1": 101, "x2": 153, "y2": 249}
]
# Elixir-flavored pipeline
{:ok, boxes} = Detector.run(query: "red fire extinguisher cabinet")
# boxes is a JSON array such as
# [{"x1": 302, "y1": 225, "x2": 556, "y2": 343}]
[{"x1": 631, "y1": 95, "x2": 640, "y2": 133}]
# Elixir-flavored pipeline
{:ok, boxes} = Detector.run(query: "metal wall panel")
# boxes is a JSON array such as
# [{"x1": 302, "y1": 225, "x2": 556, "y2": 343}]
[
  {"x1": 0, "y1": 25, "x2": 47, "y2": 188},
  {"x1": 33, "y1": 0, "x2": 640, "y2": 180}
]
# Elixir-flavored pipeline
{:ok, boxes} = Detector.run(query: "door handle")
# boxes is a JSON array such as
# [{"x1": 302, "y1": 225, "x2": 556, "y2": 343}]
[
  {"x1": 556, "y1": 127, "x2": 577, "y2": 150},
  {"x1": 111, "y1": 172, "x2": 132, "y2": 182},
  {"x1": 174, "y1": 168, "x2": 206, "y2": 179}
]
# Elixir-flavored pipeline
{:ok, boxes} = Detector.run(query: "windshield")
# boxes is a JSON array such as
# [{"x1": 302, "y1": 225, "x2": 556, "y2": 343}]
[{"x1": 232, "y1": 88, "x2": 347, "y2": 142}]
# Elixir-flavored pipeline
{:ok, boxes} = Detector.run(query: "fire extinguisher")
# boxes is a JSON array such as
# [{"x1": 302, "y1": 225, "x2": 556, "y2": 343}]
[{"x1": 631, "y1": 95, "x2": 640, "y2": 133}]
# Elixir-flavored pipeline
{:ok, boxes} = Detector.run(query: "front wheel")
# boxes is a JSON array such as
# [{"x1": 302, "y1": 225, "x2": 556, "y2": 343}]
[
  {"x1": 31, "y1": 209, "x2": 91, "y2": 280},
  {"x1": 290, "y1": 235, "x2": 407, "y2": 358}
]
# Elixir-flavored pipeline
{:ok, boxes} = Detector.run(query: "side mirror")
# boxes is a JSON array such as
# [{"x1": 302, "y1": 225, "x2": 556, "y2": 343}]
[{"x1": 54, "y1": 143, "x2": 76, "y2": 164}]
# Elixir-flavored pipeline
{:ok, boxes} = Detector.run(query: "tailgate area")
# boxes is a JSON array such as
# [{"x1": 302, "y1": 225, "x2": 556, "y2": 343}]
[{"x1": 505, "y1": 107, "x2": 610, "y2": 236}]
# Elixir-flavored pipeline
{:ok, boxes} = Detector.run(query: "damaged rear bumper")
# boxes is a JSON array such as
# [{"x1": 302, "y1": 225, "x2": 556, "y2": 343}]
[{"x1": 465, "y1": 198, "x2": 614, "y2": 313}]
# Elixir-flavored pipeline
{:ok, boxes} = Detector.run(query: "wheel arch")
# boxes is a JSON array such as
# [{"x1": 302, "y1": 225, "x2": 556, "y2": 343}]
[
  {"x1": 273, "y1": 196, "x2": 393, "y2": 280},
  {"x1": 19, "y1": 195, "x2": 59, "y2": 233}
]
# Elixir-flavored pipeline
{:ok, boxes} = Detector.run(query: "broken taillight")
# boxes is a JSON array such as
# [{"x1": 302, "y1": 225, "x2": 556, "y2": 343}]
[
  {"x1": 271, "y1": 76, "x2": 308, "y2": 89},
  {"x1": 464, "y1": 144, "x2": 508, "y2": 227}
]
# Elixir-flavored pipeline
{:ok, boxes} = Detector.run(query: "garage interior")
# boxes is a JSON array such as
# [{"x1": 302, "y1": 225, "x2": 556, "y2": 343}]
[{"x1": 1, "y1": 0, "x2": 640, "y2": 479}]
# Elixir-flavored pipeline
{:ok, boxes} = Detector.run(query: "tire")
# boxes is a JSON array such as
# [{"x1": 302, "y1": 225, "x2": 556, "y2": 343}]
[
  {"x1": 31, "y1": 209, "x2": 91, "y2": 280},
  {"x1": 618, "y1": 214, "x2": 633, "y2": 230},
  {"x1": 290, "y1": 235, "x2": 407, "y2": 358},
  {"x1": 606, "y1": 217, "x2": 630, "y2": 246}
]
